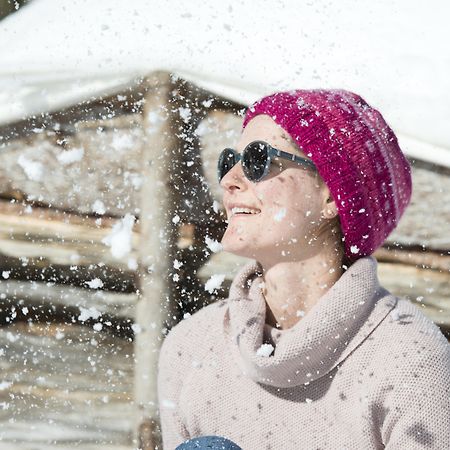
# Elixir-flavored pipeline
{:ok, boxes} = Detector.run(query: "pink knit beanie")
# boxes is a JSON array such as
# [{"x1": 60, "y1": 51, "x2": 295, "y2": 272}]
[{"x1": 242, "y1": 89, "x2": 412, "y2": 264}]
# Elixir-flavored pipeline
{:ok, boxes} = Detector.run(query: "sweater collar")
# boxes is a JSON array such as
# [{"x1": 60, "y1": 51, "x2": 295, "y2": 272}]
[{"x1": 225, "y1": 255, "x2": 397, "y2": 388}]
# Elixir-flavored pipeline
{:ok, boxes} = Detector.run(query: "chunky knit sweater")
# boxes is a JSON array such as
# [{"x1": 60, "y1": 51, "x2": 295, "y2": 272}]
[{"x1": 157, "y1": 256, "x2": 450, "y2": 449}]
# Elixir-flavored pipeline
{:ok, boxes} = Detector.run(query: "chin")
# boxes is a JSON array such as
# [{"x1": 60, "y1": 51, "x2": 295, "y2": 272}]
[
  {"x1": 221, "y1": 237, "x2": 274, "y2": 262},
  {"x1": 221, "y1": 236, "x2": 256, "y2": 259}
]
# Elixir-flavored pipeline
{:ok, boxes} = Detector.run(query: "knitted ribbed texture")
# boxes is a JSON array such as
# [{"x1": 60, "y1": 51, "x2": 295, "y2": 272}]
[
  {"x1": 242, "y1": 89, "x2": 413, "y2": 264},
  {"x1": 158, "y1": 256, "x2": 450, "y2": 449}
]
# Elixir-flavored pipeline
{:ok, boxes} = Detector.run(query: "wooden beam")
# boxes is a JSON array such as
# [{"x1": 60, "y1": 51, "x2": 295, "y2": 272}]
[
  {"x1": 0, "y1": 279, "x2": 137, "y2": 323},
  {"x1": 374, "y1": 246, "x2": 450, "y2": 272},
  {"x1": 133, "y1": 71, "x2": 178, "y2": 450},
  {"x1": 0, "y1": 200, "x2": 139, "y2": 291}
]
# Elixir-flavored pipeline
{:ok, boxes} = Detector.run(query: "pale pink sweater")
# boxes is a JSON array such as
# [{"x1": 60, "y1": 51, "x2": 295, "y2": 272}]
[{"x1": 157, "y1": 256, "x2": 450, "y2": 449}]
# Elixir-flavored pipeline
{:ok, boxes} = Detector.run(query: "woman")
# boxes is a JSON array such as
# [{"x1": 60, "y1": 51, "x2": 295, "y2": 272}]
[{"x1": 157, "y1": 89, "x2": 450, "y2": 449}]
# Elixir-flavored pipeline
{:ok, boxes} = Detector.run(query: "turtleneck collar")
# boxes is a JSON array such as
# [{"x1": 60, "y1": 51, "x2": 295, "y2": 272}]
[{"x1": 224, "y1": 255, "x2": 397, "y2": 388}]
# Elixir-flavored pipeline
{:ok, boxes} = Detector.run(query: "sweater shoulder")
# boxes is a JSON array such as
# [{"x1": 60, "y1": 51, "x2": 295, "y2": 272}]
[
  {"x1": 384, "y1": 297, "x2": 448, "y2": 346},
  {"x1": 369, "y1": 296, "x2": 450, "y2": 366},
  {"x1": 160, "y1": 299, "x2": 226, "y2": 360}
]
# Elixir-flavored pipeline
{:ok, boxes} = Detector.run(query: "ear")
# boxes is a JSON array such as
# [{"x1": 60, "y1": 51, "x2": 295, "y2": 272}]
[{"x1": 321, "y1": 190, "x2": 339, "y2": 219}]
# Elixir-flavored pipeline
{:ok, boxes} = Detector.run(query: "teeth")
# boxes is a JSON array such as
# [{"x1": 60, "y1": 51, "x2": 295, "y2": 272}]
[{"x1": 231, "y1": 207, "x2": 261, "y2": 216}]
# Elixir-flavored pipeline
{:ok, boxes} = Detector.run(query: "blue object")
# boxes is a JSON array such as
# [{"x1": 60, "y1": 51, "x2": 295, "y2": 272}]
[{"x1": 175, "y1": 435, "x2": 243, "y2": 450}]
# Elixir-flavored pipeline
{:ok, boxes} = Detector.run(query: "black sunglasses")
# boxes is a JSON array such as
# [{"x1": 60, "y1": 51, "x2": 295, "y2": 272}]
[{"x1": 217, "y1": 140, "x2": 317, "y2": 183}]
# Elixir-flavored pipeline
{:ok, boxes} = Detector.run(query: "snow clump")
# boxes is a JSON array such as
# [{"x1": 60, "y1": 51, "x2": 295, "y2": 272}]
[
  {"x1": 78, "y1": 306, "x2": 102, "y2": 322},
  {"x1": 102, "y1": 214, "x2": 135, "y2": 258},
  {"x1": 17, "y1": 154, "x2": 43, "y2": 181},
  {"x1": 256, "y1": 343, "x2": 274, "y2": 357},
  {"x1": 350, "y1": 245, "x2": 360, "y2": 254},
  {"x1": 204, "y1": 274, "x2": 226, "y2": 293},
  {"x1": 92, "y1": 200, "x2": 106, "y2": 215},
  {"x1": 57, "y1": 147, "x2": 84, "y2": 165},
  {"x1": 205, "y1": 236, "x2": 223, "y2": 253},
  {"x1": 86, "y1": 278, "x2": 104, "y2": 289}
]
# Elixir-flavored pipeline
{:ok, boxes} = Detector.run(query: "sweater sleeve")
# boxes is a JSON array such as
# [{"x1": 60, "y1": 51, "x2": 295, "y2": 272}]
[
  {"x1": 157, "y1": 325, "x2": 191, "y2": 450},
  {"x1": 381, "y1": 335, "x2": 450, "y2": 449}
]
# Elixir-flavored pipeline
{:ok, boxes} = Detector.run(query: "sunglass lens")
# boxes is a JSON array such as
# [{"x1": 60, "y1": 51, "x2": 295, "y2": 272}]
[
  {"x1": 218, "y1": 148, "x2": 238, "y2": 182},
  {"x1": 243, "y1": 141, "x2": 268, "y2": 181}
]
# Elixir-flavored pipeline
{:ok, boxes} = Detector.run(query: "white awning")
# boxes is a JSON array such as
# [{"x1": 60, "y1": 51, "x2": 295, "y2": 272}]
[{"x1": 1, "y1": 0, "x2": 449, "y2": 166}]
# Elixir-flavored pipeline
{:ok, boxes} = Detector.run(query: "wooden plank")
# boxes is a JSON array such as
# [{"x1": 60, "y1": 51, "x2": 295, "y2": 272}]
[
  {"x1": 0, "y1": 322, "x2": 134, "y2": 449},
  {"x1": 0, "y1": 201, "x2": 198, "y2": 294},
  {"x1": 0, "y1": 114, "x2": 144, "y2": 217},
  {"x1": 0, "y1": 201, "x2": 140, "y2": 293},
  {"x1": 0, "y1": 279, "x2": 137, "y2": 323},
  {"x1": 0, "y1": 201, "x2": 139, "y2": 268},
  {"x1": 374, "y1": 246, "x2": 450, "y2": 272},
  {"x1": 377, "y1": 262, "x2": 450, "y2": 328}
]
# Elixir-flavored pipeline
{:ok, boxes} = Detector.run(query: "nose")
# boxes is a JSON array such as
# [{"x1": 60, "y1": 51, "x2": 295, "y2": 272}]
[{"x1": 219, "y1": 159, "x2": 249, "y2": 192}]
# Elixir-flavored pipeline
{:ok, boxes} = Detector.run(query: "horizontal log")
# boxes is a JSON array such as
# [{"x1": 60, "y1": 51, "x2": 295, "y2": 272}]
[
  {"x1": 0, "y1": 114, "x2": 144, "y2": 217},
  {"x1": 0, "y1": 322, "x2": 134, "y2": 448},
  {"x1": 0, "y1": 200, "x2": 140, "y2": 268},
  {"x1": 0, "y1": 279, "x2": 137, "y2": 323},
  {"x1": 0, "y1": 201, "x2": 216, "y2": 293},
  {"x1": 374, "y1": 246, "x2": 450, "y2": 272},
  {"x1": 377, "y1": 261, "x2": 450, "y2": 328}
]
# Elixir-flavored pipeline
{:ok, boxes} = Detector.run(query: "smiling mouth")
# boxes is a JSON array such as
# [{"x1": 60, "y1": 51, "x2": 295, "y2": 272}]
[{"x1": 230, "y1": 212, "x2": 261, "y2": 218}]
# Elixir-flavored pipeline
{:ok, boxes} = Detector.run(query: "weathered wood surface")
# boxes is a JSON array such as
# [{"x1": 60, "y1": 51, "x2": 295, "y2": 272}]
[
  {"x1": 197, "y1": 250, "x2": 450, "y2": 331},
  {"x1": 0, "y1": 114, "x2": 144, "y2": 218},
  {"x1": 0, "y1": 201, "x2": 200, "y2": 286},
  {"x1": 134, "y1": 71, "x2": 176, "y2": 449},
  {"x1": 0, "y1": 279, "x2": 137, "y2": 323},
  {"x1": 0, "y1": 322, "x2": 135, "y2": 449},
  {"x1": 0, "y1": 201, "x2": 140, "y2": 292}
]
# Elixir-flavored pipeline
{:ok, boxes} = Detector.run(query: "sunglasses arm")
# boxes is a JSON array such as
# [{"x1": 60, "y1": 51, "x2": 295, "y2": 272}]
[{"x1": 268, "y1": 146, "x2": 317, "y2": 172}]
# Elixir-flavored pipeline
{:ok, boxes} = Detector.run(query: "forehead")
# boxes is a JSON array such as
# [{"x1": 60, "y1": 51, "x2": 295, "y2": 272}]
[{"x1": 239, "y1": 114, "x2": 312, "y2": 161}]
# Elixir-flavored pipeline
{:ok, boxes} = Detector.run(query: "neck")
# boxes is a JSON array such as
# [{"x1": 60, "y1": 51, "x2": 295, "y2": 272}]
[{"x1": 260, "y1": 249, "x2": 346, "y2": 330}]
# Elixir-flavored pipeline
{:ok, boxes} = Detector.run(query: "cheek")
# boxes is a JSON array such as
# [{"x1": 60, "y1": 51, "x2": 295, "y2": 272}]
[
  {"x1": 257, "y1": 175, "x2": 305, "y2": 208},
  {"x1": 257, "y1": 176, "x2": 318, "y2": 225}
]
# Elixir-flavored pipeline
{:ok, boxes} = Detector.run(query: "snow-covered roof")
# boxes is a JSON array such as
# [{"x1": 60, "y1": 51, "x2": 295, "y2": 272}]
[{"x1": 0, "y1": 0, "x2": 449, "y2": 166}]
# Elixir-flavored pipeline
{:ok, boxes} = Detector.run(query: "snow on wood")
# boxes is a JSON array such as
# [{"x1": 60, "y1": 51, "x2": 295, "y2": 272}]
[
  {"x1": 0, "y1": 279, "x2": 137, "y2": 323},
  {"x1": 0, "y1": 114, "x2": 144, "y2": 217},
  {"x1": 0, "y1": 322, "x2": 135, "y2": 449},
  {"x1": 0, "y1": 201, "x2": 139, "y2": 290}
]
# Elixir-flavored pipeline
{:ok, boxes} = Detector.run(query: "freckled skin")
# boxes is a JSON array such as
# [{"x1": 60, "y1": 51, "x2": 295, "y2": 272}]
[{"x1": 220, "y1": 115, "x2": 345, "y2": 329}]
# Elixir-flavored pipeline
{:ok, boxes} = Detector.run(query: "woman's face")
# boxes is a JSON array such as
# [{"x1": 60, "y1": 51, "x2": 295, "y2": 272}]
[{"x1": 220, "y1": 114, "x2": 332, "y2": 265}]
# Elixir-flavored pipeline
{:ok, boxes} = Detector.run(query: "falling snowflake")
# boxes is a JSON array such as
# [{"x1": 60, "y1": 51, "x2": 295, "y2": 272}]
[
  {"x1": 57, "y1": 147, "x2": 84, "y2": 165},
  {"x1": 204, "y1": 274, "x2": 226, "y2": 293},
  {"x1": 102, "y1": 214, "x2": 135, "y2": 258},
  {"x1": 92, "y1": 200, "x2": 106, "y2": 215},
  {"x1": 256, "y1": 343, "x2": 274, "y2": 357},
  {"x1": 86, "y1": 278, "x2": 104, "y2": 289},
  {"x1": 17, "y1": 154, "x2": 43, "y2": 181},
  {"x1": 205, "y1": 236, "x2": 223, "y2": 253},
  {"x1": 78, "y1": 307, "x2": 102, "y2": 322}
]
